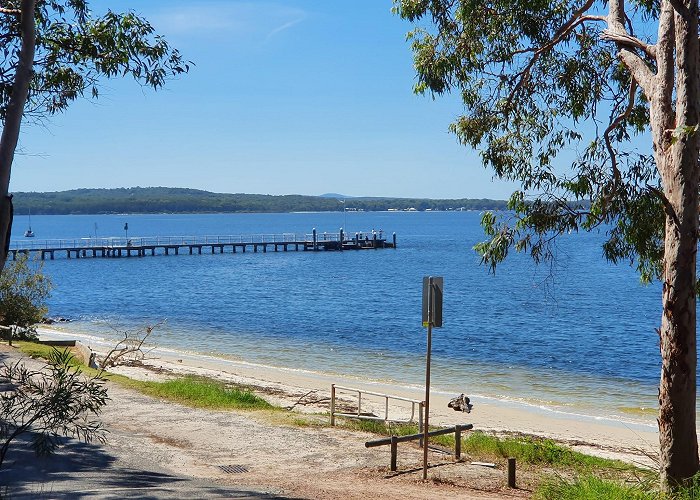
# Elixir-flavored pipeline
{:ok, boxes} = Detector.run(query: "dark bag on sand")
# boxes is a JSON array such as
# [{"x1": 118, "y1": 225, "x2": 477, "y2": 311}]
[{"x1": 448, "y1": 394, "x2": 473, "y2": 413}]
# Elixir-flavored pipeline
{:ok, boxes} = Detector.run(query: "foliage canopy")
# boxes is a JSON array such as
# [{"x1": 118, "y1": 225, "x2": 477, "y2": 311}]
[
  {"x1": 395, "y1": 0, "x2": 661, "y2": 282},
  {"x1": 0, "y1": 0, "x2": 189, "y2": 121}
]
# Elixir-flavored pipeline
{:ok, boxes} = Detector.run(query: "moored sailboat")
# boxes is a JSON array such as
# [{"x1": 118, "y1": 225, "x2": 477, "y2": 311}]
[{"x1": 24, "y1": 209, "x2": 34, "y2": 237}]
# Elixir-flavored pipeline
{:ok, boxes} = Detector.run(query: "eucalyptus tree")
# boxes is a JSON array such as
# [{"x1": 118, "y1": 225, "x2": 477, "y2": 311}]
[
  {"x1": 0, "y1": 0, "x2": 188, "y2": 270},
  {"x1": 395, "y1": 0, "x2": 700, "y2": 488}
]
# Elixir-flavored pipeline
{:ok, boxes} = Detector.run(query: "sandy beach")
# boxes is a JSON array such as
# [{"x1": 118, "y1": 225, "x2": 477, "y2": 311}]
[{"x1": 26, "y1": 328, "x2": 658, "y2": 498}]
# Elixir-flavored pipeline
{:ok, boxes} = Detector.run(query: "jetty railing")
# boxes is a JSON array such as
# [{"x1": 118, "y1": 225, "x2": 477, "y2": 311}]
[
  {"x1": 330, "y1": 384, "x2": 424, "y2": 429},
  {"x1": 9, "y1": 233, "x2": 316, "y2": 250},
  {"x1": 8, "y1": 229, "x2": 397, "y2": 260},
  {"x1": 9, "y1": 230, "x2": 391, "y2": 250}
]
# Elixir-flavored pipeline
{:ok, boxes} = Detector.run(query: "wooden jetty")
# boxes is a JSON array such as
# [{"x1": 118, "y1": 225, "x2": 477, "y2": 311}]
[{"x1": 9, "y1": 229, "x2": 396, "y2": 261}]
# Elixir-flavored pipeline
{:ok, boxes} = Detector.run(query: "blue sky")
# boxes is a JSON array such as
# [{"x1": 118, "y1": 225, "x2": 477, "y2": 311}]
[{"x1": 11, "y1": 0, "x2": 517, "y2": 199}]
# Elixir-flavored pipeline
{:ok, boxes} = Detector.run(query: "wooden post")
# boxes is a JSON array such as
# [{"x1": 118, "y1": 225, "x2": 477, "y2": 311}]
[
  {"x1": 8, "y1": 326, "x2": 12, "y2": 346},
  {"x1": 423, "y1": 277, "x2": 434, "y2": 480},
  {"x1": 330, "y1": 384, "x2": 336, "y2": 426},
  {"x1": 393, "y1": 232, "x2": 397, "y2": 248},
  {"x1": 455, "y1": 426, "x2": 462, "y2": 459},
  {"x1": 390, "y1": 436, "x2": 398, "y2": 472},
  {"x1": 508, "y1": 458, "x2": 516, "y2": 488},
  {"x1": 418, "y1": 402, "x2": 424, "y2": 447}
]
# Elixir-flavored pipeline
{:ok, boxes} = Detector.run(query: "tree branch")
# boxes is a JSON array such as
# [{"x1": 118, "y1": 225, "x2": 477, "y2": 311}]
[
  {"x1": 0, "y1": 8, "x2": 20, "y2": 15},
  {"x1": 600, "y1": 30, "x2": 657, "y2": 59},
  {"x1": 604, "y1": 79, "x2": 638, "y2": 184},
  {"x1": 647, "y1": 184, "x2": 681, "y2": 230},
  {"x1": 606, "y1": 0, "x2": 656, "y2": 96},
  {"x1": 505, "y1": 0, "x2": 597, "y2": 110},
  {"x1": 618, "y1": 49, "x2": 655, "y2": 96},
  {"x1": 667, "y1": 0, "x2": 692, "y2": 22}
]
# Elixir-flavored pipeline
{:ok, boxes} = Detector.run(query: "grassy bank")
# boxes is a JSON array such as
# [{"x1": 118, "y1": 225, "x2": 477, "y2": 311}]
[{"x1": 14, "y1": 342, "x2": 272, "y2": 410}]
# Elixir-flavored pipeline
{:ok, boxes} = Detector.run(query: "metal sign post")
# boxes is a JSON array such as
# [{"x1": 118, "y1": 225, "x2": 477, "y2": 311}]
[{"x1": 421, "y1": 276, "x2": 443, "y2": 480}]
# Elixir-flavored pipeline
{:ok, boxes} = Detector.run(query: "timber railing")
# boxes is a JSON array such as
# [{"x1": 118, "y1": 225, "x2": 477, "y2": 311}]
[{"x1": 330, "y1": 384, "x2": 424, "y2": 429}]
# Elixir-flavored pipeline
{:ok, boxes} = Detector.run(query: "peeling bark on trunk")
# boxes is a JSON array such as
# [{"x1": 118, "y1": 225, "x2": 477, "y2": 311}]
[
  {"x1": 659, "y1": 164, "x2": 700, "y2": 486},
  {"x1": 656, "y1": 1, "x2": 700, "y2": 488},
  {"x1": 0, "y1": 0, "x2": 35, "y2": 273}
]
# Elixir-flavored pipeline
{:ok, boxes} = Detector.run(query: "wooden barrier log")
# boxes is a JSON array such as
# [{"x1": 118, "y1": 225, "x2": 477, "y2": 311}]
[{"x1": 365, "y1": 424, "x2": 473, "y2": 448}]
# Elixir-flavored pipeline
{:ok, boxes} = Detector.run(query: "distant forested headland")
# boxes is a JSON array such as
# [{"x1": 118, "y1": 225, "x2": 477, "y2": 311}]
[{"x1": 12, "y1": 187, "x2": 508, "y2": 215}]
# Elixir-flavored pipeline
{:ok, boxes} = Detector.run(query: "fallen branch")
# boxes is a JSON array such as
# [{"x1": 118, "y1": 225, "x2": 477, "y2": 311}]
[{"x1": 285, "y1": 390, "x2": 331, "y2": 410}]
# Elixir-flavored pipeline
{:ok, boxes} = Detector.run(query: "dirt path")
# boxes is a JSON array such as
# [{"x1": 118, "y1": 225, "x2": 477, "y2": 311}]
[
  {"x1": 0, "y1": 344, "x2": 532, "y2": 499},
  {"x1": 101, "y1": 382, "x2": 529, "y2": 499}
]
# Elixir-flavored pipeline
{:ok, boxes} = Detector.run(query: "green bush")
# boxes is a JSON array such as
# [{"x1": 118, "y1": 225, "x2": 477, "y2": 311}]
[
  {"x1": 0, "y1": 254, "x2": 52, "y2": 338},
  {"x1": 0, "y1": 348, "x2": 108, "y2": 469}
]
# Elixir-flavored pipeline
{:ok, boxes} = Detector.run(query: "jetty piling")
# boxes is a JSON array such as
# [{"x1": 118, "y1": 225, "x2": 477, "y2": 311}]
[{"x1": 9, "y1": 229, "x2": 396, "y2": 261}]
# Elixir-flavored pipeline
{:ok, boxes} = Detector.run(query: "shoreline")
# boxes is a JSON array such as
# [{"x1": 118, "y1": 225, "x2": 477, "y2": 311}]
[
  {"x1": 37, "y1": 326, "x2": 660, "y2": 466},
  {"x1": 38, "y1": 322, "x2": 660, "y2": 426}
]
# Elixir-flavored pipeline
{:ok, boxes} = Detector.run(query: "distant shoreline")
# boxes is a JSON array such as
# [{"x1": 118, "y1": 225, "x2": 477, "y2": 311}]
[{"x1": 12, "y1": 186, "x2": 509, "y2": 215}]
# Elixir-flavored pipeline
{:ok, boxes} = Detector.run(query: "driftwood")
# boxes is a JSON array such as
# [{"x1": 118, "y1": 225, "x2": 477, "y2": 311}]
[
  {"x1": 285, "y1": 390, "x2": 331, "y2": 411},
  {"x1": 98, "y1": 321, "x2": 163, "y2": 370}
]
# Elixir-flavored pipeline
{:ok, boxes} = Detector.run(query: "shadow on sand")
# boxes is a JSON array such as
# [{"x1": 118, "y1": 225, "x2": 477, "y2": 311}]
[
  {"x1": 1, "y1": 434, "x2": 294, "y2": 498},
  {"x1": 0, "y1": 349, "x2": 295, "y2": 499}
]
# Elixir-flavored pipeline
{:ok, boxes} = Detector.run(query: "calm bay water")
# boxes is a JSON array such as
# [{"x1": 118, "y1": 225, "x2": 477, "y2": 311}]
[{"x1": 13, "y1": 211, "x2": 662, "y2": 424}]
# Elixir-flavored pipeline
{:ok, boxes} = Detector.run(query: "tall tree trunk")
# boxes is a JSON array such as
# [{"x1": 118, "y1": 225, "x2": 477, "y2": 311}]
[
  {"x1": 658, "y1": 2, "x2": 700, "y2": 487},
  {"x1": 0, "y1": 0, "x2": 36, "y2": 273}
]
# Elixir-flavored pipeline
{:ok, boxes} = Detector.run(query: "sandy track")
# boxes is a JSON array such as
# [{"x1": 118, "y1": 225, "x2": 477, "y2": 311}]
[
  {"x1": 1, "y1": 343, "x2": 532, "y2": 498},
  {"x1": 101, "y1": 382, "x2": 530, "y2": 499}
]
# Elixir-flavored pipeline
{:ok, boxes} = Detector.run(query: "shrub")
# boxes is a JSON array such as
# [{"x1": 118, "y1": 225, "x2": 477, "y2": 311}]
[
  {"x1": 0, "y1": 254, "x2": 52, "y2": 339},
  {"x1": 0, "y1": 348, "x2": 109, "y2": 469}
]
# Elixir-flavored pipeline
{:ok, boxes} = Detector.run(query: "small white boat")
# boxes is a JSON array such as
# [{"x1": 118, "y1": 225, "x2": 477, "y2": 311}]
[{"x1": 24, "y1": 209, "x2": 35, "y2": 237}]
